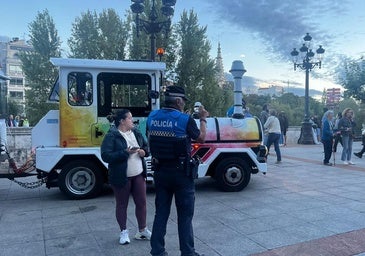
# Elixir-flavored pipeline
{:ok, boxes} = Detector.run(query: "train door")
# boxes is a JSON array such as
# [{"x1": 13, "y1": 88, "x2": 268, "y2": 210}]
[{"x1": 59, "y1": 70, "x2": 97, "y2": 147}]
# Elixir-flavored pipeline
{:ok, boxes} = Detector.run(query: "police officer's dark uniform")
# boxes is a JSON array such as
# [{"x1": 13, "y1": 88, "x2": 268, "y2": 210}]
[{"x1": 147, "y1": 86, "x2": 206, "y2": 256}]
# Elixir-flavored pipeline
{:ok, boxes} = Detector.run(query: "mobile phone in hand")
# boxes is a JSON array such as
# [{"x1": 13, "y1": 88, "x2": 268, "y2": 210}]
[{"x1": 129, "y1": 146, "x2": 140, "y2": 150}]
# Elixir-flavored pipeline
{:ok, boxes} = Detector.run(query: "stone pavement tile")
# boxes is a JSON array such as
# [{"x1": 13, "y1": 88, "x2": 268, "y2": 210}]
[
  {"x1": 282, "y1": 222, "x2": 335, "y2": 241},
  {"x1": 47, "y1": 246, "x2": 105, "y2": 256},
  {"x1": 250, "y1": 228, "x2": 365, "y2": 256},
  {"x1": 0, "y1": 197, "x2": 43, "y2": 212},
  {"x1": 43, "y1": 222, "x2": 92, "y2": 240},
  {"x1": 0, "y1": 218, "x2": 43, "y2": 245},
  {"x1": 247, "y1": 227, "x2": 306, "y2": 249},
  {"x1": 311, "y1": 216, "x2": 364, "y2": 234},
  {"x1": 194, "y1": 216, "x2": 266, "y2": 255},
  {"x1": 0, "y1": 208, "x2": 42, "y2": 222},
  {"x1": 0, "y1": 241, "x2": 45, "y2": 256},
  {"x1": 45, "y1": 233, "x2": 99, "y2": 255},
  {"x1": 42, "y1": 211, "x2": 87, "y2": 228},
  {"x1": 41, "y1": 205, "x2": 82, "y2": 218},
  {"x1": 95, "y1": 230, "x2": 154, "y2": 256},
  {"x1": 276, "y1": 201, "x2": 328, "y2": 217}
]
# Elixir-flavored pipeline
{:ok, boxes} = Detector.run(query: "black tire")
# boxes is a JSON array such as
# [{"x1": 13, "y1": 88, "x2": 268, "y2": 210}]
[
  {"x1": 58, "y1": 160, "x2": 103, "y2": 199},
  {"x1": 214, "y1": 157, "x2": 251, "y2": 192}
]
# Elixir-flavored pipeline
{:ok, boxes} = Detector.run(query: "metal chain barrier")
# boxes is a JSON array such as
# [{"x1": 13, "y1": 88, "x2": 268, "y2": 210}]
[
  {"x1": 2, "y1": 145, "x2": 46, "y2": 189},
  {"x1": 11, "y1": 177, "x2": 47, "y2": 189}
]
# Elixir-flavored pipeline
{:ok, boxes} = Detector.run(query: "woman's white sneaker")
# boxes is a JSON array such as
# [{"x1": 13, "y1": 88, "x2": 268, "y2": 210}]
[
  {"x1": 135, "y1": 227, "x2": 152, "y2": 240},
  {"x1": 119, "y1": 229, "x2": 130, "y2": 245}
]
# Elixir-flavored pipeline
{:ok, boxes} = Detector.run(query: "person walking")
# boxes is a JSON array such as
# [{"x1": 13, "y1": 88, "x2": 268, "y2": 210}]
[
  {"x1": 264, "y1": 109, "x2": 282, "y2": 164},
  {"x1": 338, "y1": 108, "x2": 356, "y2": 165},
  {"x1": 321, "y1": 110, "x2": 334, "y2": 166},
  {"x1": 147, "y1": 86, "x2": 208, "y2": 256},
  {"x1": 260, "y1": 104, "x2": 270, "y2": 145},
  {"x1": 101, "y1": 109, "x2": 151, "y2": 245},
  {"x1": 333, "y1": 112, "x2": 343, "y2": 153},
  {"x1": 354, "y1": 123, "x2": 365, "y2": 158},
  {"x1": 278, "y1": 111, "x2": 289, "y2": 146}
]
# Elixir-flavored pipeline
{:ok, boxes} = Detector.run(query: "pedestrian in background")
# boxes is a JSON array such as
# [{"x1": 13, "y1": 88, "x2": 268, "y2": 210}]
[
  {"x1": 6, "y1": 114, "x2": 15, "y2": 127},
  {"x1": 321, "y1": 110, "x2": 334, "y2": 166},
  {"x1": 260, "y1": 104, "x2": 270, "y2": 144},
  {"x1": 338, "y1": 108, "x2": 356, "y2": 165},
  {"x1": 333, "y1": 112, "x2": 343, "y2": 153},
  {"x1": 101, "y1": 109, "x2": 151, "y2": 245},
  {"x1": 264, "y1": 109, "x2": 282, "y2": 164},
  {"x1": 147, "y1": 86, "x2": 208, "y2": 256},
  {"x1": 354, "y1": 123, "x2": 365, "y2": 159},
  {"x1": 278, "y1": 111, "x2": 288, "y2": 146}
]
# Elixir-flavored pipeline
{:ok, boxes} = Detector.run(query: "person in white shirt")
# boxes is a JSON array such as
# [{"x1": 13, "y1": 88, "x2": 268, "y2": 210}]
[{"x1": 264, "y1": 109, "x2": 282, "y2": 164}]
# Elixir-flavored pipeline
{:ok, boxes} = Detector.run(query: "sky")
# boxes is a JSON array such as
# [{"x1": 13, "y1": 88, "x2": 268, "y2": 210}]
[{"x1": 1, "y1": 0, "x2": 365, "y2": 97}]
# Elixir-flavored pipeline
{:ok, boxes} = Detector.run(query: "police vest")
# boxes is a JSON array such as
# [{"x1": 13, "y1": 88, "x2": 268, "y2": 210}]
[{"x1": 147, "y1": 109, "x2": 190, "y2": 160}]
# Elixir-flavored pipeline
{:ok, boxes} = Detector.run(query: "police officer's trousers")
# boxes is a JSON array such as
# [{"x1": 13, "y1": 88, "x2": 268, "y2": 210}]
[{"x1": 150, "y1": 167, "x2": 196, "y2": 256}]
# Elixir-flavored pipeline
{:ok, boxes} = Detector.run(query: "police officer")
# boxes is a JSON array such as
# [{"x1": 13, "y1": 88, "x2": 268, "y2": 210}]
[{"x1": 147, "y1": 86, "x2": 208, "y2": 256}]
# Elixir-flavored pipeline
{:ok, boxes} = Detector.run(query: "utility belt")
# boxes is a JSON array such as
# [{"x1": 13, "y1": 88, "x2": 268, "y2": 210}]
[{"x1": 152, "y1": 156, "x2": 200, "y2": 179}]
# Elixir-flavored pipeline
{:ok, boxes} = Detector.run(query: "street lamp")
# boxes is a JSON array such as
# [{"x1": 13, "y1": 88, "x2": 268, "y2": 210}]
[
  {"x1": 130, "y1": 0, "x2": 176, "y2": 61},
  {"x1": 290, "y1": 33, "x2": 325, "y2": 144}
]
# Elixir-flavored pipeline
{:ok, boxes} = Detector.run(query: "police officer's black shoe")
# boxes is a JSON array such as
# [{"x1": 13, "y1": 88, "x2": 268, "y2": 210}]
[{"x1": 193, "y1": 253, "x2": 204, "y2": 256}]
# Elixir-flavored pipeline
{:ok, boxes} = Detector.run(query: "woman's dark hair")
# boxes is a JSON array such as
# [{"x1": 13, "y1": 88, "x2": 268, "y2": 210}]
[{"x1": 106, "y1": 109, "x2": 130, "y2": 126}]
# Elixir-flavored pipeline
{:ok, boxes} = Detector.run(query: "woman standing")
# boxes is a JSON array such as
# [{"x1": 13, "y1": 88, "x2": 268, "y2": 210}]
[
  {"x1": 264, "y1": 109, "x2": 282, "y2": 164},
  {"x1": 338, "y1": 108, "x2": 356, "y2": 165},
  {"x1": 101, "y1": 109, "x2": 151, "y2": 245},
  {"x1": 321, "y1": 110, "x2": 334, "y2": 166}
]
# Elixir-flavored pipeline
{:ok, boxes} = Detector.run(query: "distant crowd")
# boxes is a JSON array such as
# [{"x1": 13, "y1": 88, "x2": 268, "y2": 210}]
[{"x1": 5, "y1": 114, "x2": 29, "y2": 127}]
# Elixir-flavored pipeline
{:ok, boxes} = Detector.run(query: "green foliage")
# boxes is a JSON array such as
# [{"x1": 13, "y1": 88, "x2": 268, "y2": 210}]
[
  {"x1": 339, "y1": 59, "x2": 365, "y2": 103},
  {"x1": 68, "y1": 9, "x2": 129, "y2": 59},
  {"x1": 245, "y1": 93, "x2": 326, "y2": 126},
  {"x1": 173, "y1": 10, "x2": 227, "y2": 116},
  {"x1": 19, "y1": 9, "x2": 61, "y2": 125},
  {"x1": 7, "y1": 100, "x2": 23, "y2": 117}
]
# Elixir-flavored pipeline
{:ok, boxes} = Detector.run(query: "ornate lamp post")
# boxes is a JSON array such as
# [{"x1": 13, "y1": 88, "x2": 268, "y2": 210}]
[
  {"x1": 290, "y1": 33, "x2": 325, "y2": 144},
  {"x1": 130, "y1": 0, "x2": 176, "y2": 61}
]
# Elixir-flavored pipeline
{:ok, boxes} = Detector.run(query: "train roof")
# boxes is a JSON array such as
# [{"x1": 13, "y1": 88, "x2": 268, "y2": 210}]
[{"x1": 50, "y1": 58, "x2": 166, "y2": 71}]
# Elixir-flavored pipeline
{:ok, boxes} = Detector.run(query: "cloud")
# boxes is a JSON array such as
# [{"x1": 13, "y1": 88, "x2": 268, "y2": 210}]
[{"x1": 203, "y1": 0, "x2": 350, "y2": 63}]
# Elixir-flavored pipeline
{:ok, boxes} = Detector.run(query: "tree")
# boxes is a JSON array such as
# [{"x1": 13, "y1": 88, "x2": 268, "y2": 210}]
[
  {"x1": 339, "y1": 58, "x2": 365, "y2": 103},
  {"x1": 19, "y1": 9, "x2": 61, "y2": 125},
  {"x1": 7, "y1": 100, "x2": 23, "y2": 117},
  {"x1": 68, "y1": 9, "x2": 129, "y2": 60},
  {"x1": 68, "y1": 10, "x2": 100, "y2": 59},
  {"x1": 98, "y1": 9, "x2": 129, "y2": 59},
  {"x1": 174, "y1": 10, "x2": 224, "y2": 116}
]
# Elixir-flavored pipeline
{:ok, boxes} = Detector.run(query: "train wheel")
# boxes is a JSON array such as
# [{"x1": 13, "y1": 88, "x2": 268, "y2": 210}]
[
  {"x1": 58, "y1": 160, "x2": 103, "y2": 199},
  {"x1": 214, "y1": 157, "x2": 251, "y2": 192}
]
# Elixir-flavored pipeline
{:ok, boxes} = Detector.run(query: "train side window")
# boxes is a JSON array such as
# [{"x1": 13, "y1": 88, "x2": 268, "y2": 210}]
[
  {"x1": 97, "y1": 72, "x2": 151, "y2": 117},
  {"x1": 67, "y1": 72, "x2": 93, "y2": 106}
]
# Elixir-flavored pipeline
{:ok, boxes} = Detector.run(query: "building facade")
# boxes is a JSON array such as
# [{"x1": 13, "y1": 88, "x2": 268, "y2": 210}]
[{"x1": 0, "y1": 37, "x2": 32, "y2": 116}]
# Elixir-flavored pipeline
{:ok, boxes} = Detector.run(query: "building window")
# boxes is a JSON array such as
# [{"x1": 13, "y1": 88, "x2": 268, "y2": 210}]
[
  {"x1": 9, "y1": 78, "x2": 23, "y2": 87},
  {"x1": 9, "y1": 91, "x2": 23, "y2": 99},
  {"x1": 8, "y1": 65, "x2": 23, "y2": 76}
]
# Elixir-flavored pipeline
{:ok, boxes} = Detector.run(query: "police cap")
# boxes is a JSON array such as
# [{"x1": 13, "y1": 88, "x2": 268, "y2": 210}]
[{"x1": 165, "y1": 86, "x2": 188, "y2": 101}]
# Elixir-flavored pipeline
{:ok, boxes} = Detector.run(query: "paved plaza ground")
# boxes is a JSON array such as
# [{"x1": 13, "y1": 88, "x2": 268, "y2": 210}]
[{"x1": 1, "y1": 142, "x2": 365, "y2": 256}]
